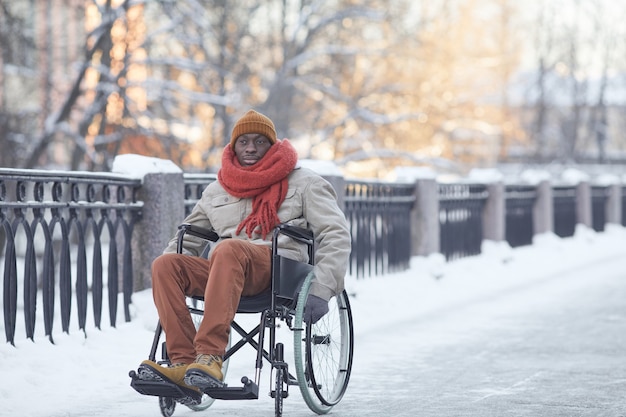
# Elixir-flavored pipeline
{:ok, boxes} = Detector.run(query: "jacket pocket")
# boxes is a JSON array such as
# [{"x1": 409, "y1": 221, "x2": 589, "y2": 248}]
[
  {"x1": 209, "y1": 193, "x2": 244, "y2": 233},
  {"x1": 278, "y1": 187, "x2": 303, "y2": 222}
]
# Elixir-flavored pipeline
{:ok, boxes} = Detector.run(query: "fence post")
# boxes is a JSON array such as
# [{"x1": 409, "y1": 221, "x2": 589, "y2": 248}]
[
  {"x1": 576, "y1": 181, "x2": 592, "y2": 228},
  {"x1": 112, "y1": 155, "x2": 185, "y2": 291},
  {"x1": 483, "y1": 181, "x2": 504, "y2": 242},
  {"x1": 606, "y1": 183, "x2": 622, "y2": 225},
  {"x1": 300, "y1": 160, "x2": 346, "y2": 211},
  {"x1": 533, "y1": 180, "x2": 554, "y2": 235},
  {"x1": 411, "y1": 178, "x2": 439, "y2": 256}
]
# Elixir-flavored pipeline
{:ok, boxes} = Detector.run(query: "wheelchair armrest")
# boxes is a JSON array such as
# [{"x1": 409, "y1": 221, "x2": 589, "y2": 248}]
[
  {"x1": 273, "y1": 223, "x2": 314, "y2": 246},
  {"x1": 271, "y1": 223, "x2": 315, "y2": 286},
  {"x1": 177, "y1": 223, "x2": 219, "y2": 254},
  {"x1": 179, "y1": 223, "x2": 220, "y2": 242}
]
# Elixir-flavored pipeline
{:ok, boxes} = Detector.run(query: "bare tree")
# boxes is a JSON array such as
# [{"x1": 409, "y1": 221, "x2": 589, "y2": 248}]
[
  {"x1": 5, "y1": 0, "x2": 391, "y2": 171},
  {"x1": 6, "y1": 0, "x2": 626, "y2": 174},
  {"x1": 0, "y1": 0, "x2": 39, "y2": 168},
  {"x1": 584, "y1": 2, "x2": 615, "y2": 163},
  {"x1": 522, "y1": 0, "x2": 626, "y2": 164},
  {"x1": 25, "y1": 0, "x2": 115, "y2": 170},
  {"x1": 116, "y1": 0, "x2": 391, "y2": 169},
  {"x1": 527, "y1": 0, "x2": 556, "y2": 162}
]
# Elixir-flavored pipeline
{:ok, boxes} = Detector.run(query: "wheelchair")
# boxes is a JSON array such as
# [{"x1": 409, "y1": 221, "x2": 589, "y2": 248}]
[{"x1": 129, "y1": 223, "x2": 354, "y2": 417}]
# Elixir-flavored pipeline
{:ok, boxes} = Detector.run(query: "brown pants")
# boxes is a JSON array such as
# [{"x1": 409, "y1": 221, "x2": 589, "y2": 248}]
[{"x1": 151, "y1": 239, "x2": 272, "y2": 364}]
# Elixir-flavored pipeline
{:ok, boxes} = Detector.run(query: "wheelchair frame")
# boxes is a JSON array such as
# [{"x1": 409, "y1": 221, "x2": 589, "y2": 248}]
[{"x1": 130, "y1": 223, "x2": 354, "y2": 417}]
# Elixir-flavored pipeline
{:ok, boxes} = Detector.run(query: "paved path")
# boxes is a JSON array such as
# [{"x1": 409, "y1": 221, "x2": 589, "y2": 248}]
[
  {"x1": 339, "y1": 255, "x2": 626, "y2": 417},
  {"x1": 35, "y1": 252, "x2": 625, "y2": 417}
]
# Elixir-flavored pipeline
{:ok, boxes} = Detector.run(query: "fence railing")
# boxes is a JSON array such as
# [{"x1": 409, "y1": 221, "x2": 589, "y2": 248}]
[
  {"x1": 553, "y1": 186, "x2": 577, "y2": 238},
  {"x1": 504, "y1": 185, "x2": 537, "y2": 248},
  {"x1": 2, "y1": 161, "x2": 625, "y2": 345},
  {"x1": 343, "y1": 180, "x2": 415, "y2": 277},
  {"x1": 591, "y1": 186, "x2": 609, "y2": 232},
  {"x1": 183, "y1": 173, "x2": 217, "y2": 216},
  {"x1": 0, "y1": 169, "x2": 142, "y2": 345},
  {"x1": 438, "y1": 184, "x2": 488, "y2": 261}
]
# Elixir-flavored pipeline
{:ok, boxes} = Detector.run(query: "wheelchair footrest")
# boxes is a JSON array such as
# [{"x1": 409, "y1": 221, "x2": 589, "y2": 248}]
[
  {"x1": 128, "y1": 369, "x2": 202, "y2": 406},
  {"x1": 204, "y1": 377, "x2": 259, "y2": 400}
]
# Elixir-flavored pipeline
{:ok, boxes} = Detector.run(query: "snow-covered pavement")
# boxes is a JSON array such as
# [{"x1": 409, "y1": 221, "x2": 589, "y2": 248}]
[{"x1": 2, "y1": 225, "x2": 625, "y2": 416}]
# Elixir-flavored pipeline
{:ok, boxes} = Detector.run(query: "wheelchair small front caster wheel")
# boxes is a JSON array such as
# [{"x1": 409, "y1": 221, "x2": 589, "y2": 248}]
[{"x1": 159, "y1": 396, "x2": 176, "y2": 417}]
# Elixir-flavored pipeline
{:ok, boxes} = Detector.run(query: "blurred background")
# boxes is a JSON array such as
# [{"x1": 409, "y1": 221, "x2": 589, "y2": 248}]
[{"x1": 1, "y1": 0, "x2": 625, "y2": 179}]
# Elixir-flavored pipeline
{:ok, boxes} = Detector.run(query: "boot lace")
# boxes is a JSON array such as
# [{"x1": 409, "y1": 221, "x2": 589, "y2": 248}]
[{"x1": 195, "y1": 354, "x2": 221, "y2": 365}]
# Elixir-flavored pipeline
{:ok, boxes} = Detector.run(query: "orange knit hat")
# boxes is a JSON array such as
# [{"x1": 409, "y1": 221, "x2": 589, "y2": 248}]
[{"x1": 230, "y1": 110, "x2": 277, "y2": 148}]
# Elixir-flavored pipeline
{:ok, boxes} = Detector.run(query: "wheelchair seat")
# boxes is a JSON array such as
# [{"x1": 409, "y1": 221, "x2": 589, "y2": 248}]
[{"x1": 236, "y1": 289, "x2": 272, "y2": 313}]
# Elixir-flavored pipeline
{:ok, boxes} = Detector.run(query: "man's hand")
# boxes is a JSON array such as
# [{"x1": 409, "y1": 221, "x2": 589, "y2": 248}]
[{"x1": 304, "y1": 295, "x2": 329, "y2": 324}]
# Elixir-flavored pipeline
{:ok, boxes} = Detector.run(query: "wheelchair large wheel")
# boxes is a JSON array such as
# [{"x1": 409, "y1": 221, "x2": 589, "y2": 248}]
[
  {"x1": 183, "y1": 298, "x2": 231, "y2": 412},
  {"x1": 293, "y1": 273, "x2": 354, "y2": 414}
]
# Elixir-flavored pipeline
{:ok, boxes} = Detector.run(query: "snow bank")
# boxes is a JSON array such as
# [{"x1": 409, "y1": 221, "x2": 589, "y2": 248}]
[
  {"x1": 393, "y1": 166, "x2": 437, "y2": 182},
  {"x1": 112, "y1": 154, "x2": 182, "y2": 179},
  {"x1": 298, "y1": 159, "x2": 343, "y2": 176},
  {"x1": 467, "y1": 168, "x2": 503, "y2": 183}
]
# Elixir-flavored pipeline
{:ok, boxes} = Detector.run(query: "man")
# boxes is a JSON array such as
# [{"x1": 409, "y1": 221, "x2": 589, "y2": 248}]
[{"x1": 137, "y1": 109, "x2": 351, "y2": 403}]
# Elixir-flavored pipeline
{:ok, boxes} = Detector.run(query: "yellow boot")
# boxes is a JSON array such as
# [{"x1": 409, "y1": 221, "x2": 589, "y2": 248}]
[
  {"x1": 184, "y1": 354, "x2": 224, "y2": 390},
  {"x1": 139, "y1": 360, "x2": 200, "y2": 392}
]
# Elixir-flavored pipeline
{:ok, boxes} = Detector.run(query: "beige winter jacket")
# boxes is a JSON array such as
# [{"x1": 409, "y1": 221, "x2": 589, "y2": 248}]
[{"x1": 163, "y1": 165, "x2": 351, "y2": 301}]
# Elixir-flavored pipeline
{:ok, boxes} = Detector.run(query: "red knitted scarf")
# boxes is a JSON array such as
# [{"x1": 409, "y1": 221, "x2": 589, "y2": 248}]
[{"x1": 218, "y1": 139, "x2": 298, "y2": 238}]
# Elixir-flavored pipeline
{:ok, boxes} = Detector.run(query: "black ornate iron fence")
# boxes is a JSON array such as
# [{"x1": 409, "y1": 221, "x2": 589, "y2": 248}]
[
  {"x1": 0, "y1": 169, "x2": 142, "y2": 345},
  {"x1": 505, "y1": 185, "x2": 537, "y2": 248},
  {"x1": 183, "y1": 173, "x2": 217, "y2": 216},
  {"x1": 553, "y1": 186, "x2": 577, "y2": 238},
  {"x1": 2, "y1": 166, "x2": 621, "y2": 346},
  {"x1": 439, "y1": 184, "x2": 488, "y2": 261},
  {"x1": 591, "y1": 186, "x2": 609, "y2": 232},
  {"x1": 343, "y1": 181, "x2": 415, "y2": 278}
]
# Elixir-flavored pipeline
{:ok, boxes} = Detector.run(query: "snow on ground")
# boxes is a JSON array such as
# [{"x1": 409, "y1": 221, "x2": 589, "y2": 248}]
[{"x1": 1, "y1": 224, "x2": 625, "y2": 416}]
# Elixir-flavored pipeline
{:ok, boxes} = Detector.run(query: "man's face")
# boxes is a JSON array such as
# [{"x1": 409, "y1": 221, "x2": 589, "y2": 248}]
[{"x1": 233, "y1": 133, "x2": 272, "y2": 167}]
